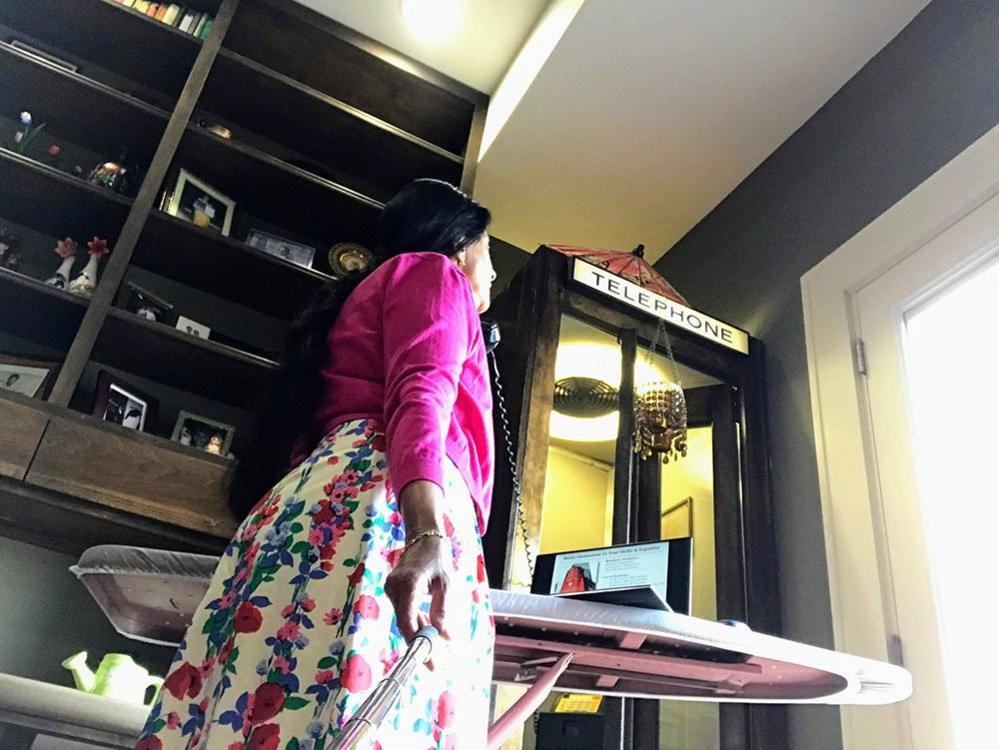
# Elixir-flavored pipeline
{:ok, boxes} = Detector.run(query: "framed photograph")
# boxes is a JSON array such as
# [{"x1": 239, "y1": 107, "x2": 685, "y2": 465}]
[
  {"x1": 175, "y1": 315, "x2": 211, "y2": 339},
  {"x1": 0, "y1": 355, "x2": 60, "y2": 399},
  {"x1": 660, "y1": 496, "x2": 694, "y2": 540},
  {"x1": 171, "y1": 410, "x2": 235, "y2": 456},
  {"x1": 246, "y1": 229, "x2": 316, "y2": 269},
  {"x1": 166, "y1": 169, "x2": 235, "y2": 236},
  {"x1": 10, "y1": 39, "x2": 79, "y2": 73},
  {"x1": 92, "y1": 370, "x2": 158, "y2": 433}
]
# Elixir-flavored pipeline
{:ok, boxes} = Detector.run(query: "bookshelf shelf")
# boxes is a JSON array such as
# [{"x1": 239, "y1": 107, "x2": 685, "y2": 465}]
[
  {"x1": 0, "y1": 0, "x2": 205, "y2": 99},
  {"x1": 174, "y1": 126, "x2": 383, "y2": 254},
  {"x1": 94, "y1": 308, "x2": 279, "y2": 407},
  {"x1": 0, "y1": 268, "x2": 88, "y2": 350},
  {"x1": 0, "y1": 148, "x2": 132, "y2": 243},
  {"x1": 0, "y1": 42, "x2": 170, "y2": 167},
  {"x1": 223, "y1": 0, "x2": 483, "y2": 155},
  {"x1": 201, "y1": 49, "x2": 464, "y2": 202},
  {"x1": 135, "y1": 211, "x2": 328, "y2": 319}
]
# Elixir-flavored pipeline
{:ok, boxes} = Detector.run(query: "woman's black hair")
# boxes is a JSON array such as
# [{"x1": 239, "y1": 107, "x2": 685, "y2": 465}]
[{"x1": 228, "y1": 179, "x2": 491, "y2": 518}]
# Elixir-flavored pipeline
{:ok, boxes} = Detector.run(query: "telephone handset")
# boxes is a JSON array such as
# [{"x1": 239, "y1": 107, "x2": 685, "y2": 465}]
[
  {"x1": 481, "y1": 318, "x2": 501, "y2": 353},
  {"x1": 481, "y1": 317, "x2": 535, "y2": 578}
]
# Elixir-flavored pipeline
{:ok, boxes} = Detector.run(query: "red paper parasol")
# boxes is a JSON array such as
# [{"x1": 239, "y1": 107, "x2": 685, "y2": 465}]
[{"x1": 547, "y1": 244, "x2": 687, "y2": 305}]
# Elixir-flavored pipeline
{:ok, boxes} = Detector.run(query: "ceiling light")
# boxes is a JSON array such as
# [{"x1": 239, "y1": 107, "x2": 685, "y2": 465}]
[
  {"x1": 400, "y1": 0, "x2": 464, "y2": 43},
  {"x1": 549, "y1": 342, "x2": 668, "y2": 443}
]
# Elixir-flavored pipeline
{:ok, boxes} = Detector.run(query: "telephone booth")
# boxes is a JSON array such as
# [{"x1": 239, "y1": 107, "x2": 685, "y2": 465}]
[{"x1": 483, "y1": 245, "x2": 786, "y2": 750}]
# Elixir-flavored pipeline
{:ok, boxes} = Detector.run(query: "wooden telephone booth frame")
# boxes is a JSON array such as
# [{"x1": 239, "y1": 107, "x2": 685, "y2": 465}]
[{"x1": 482, "y1": 247, "x2": 787, "y2": 750}]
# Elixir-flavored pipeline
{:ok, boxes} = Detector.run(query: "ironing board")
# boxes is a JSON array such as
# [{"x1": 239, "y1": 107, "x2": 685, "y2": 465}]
[{"x1": 71, "y1": 545, "x2": 910, "y2": 708}]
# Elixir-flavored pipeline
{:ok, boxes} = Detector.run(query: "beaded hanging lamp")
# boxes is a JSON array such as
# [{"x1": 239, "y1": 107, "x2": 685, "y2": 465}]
[{"x1": 550, "y1": 244, "x2": 689, "y2": 463}]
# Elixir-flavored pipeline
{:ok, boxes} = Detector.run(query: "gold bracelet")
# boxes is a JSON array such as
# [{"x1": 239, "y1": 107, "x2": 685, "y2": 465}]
[{"x1": 404, "y1": 529, "x2": 447, "y2": 551}]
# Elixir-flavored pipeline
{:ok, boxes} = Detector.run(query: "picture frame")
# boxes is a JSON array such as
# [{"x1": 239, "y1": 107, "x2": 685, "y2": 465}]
[
  {"x1": 171, "y1": 410, "x2": 235, "y2": 456},
  {"x1": 166, "y1": 169, "x2": 235, "y2": 236},
  {"x1": 92, "y1": 370, "x2": 158, "y2": 433},
  {"x1": 125, "y1": 282, "x2": 174, "y2": 324},
  {"x1": 175, "y1": 315, "x2": 211, "y2": 339},
  {"x1": 0, "y1": 355, "x2": 61, "y2": 399},
  {"x1": 10, "y1": 39, "x2": 79, "y2": 73},
  {"x1": 660, "y1": 496, "x2": 694, "y2": 540},
  {"x1": 246, "y1": 229, "x2": 316, "y2": 269}
]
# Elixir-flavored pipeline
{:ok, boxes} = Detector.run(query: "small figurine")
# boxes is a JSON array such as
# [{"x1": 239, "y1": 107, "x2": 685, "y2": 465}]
[
  {"x1": 88, "y1": 148, "x2": 142, "y2": 196},
  {"x1": 68, "y1": 236, "x2": 109, "y2": 298},
  {"x1": 46, "y1": 237, "x2": 78, "y2": 288},
  {"x1": 43, "y1": 143, "x2": 64, "y2": 169},
  {"x1": 88, "y1": 160, "x2": 127, "y2": 192},
  {"x1": 12, "y1": 111, "x2": 46, "y2": 155}
]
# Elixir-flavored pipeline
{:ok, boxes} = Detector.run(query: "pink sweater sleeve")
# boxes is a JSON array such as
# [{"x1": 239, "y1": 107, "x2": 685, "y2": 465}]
[{"x1": 381, "y1": 254, "x2": 475, "y2": 497}]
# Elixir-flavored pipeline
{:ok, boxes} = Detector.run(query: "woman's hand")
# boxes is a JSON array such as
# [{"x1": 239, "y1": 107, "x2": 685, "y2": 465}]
[{"x1": 385, "y1": 480, "x2": 453, "y2": 644}]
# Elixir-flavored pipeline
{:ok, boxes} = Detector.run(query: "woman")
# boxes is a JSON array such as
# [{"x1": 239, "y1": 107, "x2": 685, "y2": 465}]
[{"x1": 137, "y1": 180, "x2": 497, "y2": 750}]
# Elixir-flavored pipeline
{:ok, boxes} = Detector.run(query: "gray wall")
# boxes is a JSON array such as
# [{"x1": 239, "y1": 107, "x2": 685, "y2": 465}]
[
  {"x1": 655, "y1": 2, "x2": 999, "y2": 747},
  {"x1": 0, "y1": 537, "x2": 174, "y2": 684}
]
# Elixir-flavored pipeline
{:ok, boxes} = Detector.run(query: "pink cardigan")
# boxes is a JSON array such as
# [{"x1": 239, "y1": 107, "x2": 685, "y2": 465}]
[{"x1": 312, "y1": 252, "x2": 495, "y2": 533}]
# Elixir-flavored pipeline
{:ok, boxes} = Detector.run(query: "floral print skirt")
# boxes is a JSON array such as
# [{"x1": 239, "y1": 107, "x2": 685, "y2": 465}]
[{"x1": 136, "y1": 419, "x2": 495, "y2": 750}]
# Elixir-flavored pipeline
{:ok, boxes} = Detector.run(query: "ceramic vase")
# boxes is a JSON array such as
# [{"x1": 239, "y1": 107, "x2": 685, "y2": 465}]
[
  {"x1": 68, "y1": 253, "x2": 100, "y2": 298},
  {"x1": 46, "y1": 255, "x2": 76, "y2": 289}
]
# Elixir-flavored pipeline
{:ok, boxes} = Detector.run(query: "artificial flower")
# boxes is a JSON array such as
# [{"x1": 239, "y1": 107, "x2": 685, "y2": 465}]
[
  {"x1": 19, "y1": 111, "x2": 31, "y2": 126},
  {"x1": 87, "y1": 236, "x2": 109, "y2": 256},
  {"x1": 56, "y1": 237, "x2": 77, "y2": 258},
  {"x1": 48, "y1": 144, "x2": 60, "y2": 156}
]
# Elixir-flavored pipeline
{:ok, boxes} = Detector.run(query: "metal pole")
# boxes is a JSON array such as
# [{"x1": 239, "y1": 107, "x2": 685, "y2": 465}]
[{"x1": 329, "y1": 626, "x2": 439, "y2": 750}]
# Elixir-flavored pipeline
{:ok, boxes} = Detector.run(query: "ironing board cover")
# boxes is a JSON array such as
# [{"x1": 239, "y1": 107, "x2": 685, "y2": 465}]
[{"x1": 71, "y1": 546, "x2": 910, "y2": 706}]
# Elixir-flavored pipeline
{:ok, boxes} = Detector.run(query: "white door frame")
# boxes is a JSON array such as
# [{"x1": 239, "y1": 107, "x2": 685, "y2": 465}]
[{"x1": 801, "y1": 123, "x2": 999, "y2": 750}]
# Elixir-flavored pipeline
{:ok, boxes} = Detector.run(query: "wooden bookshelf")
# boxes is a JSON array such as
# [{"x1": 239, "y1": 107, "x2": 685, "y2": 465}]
[{"x1": 0, "y1": 0, "x2": 487, "y2": 550}]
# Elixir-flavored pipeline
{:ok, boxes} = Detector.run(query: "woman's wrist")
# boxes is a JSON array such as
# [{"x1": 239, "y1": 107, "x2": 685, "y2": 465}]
[{"x1": 398, "y1": 479, "x2": 446, "y2": 541}]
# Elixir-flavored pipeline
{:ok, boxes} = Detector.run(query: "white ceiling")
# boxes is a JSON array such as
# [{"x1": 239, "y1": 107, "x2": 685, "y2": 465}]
[
  {"x1": 475, "y1": 0, "x2": 931, "y2": 261},
  {"x1": 292, "y1": 0, "x2": 549, "y2": 93},
  {"x1": 299, "y1": 0, "x2": 930, "y2": 262}
]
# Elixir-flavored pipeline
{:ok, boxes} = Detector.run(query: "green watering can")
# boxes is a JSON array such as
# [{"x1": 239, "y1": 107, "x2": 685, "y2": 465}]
[{"x1": 61, "y1": 651, "x2": 163, "y2": 707}]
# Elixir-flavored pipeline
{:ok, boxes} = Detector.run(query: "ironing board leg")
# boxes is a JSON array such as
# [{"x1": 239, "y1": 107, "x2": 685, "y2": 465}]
[{"x1": 487, "y1": 654, "x2": 574, "y2": 750}]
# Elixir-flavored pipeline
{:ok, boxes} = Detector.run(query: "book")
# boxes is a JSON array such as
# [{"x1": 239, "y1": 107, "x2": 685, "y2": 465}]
[
  {"x1": 155, "y1": 5, "x2": 169, "y2": 21},
  {"x1": 133, "y1": 0, "x2": 150, "y2": 12},
  {"x1": 179, "y1": 10, "x2": 196, "y2": 33},
  {"x1": 163, "y1": 4, "x2": 181, "y2": 25},
  {"x1": 145, "y1": 4, "x2": 160, "y2": 18},
  {"x1": 198, "y1": 18, "x2": 213, "y2": 39},
  {"x1": 170, "y1": 5, "x2": 186, "y2": 26},
  {"x1": 193, "y1": 13, "x2": 210, "y2": 38}
]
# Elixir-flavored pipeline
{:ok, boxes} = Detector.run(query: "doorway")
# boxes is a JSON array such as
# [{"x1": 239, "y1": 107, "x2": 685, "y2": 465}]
[
  {"x1": 855, "y1": 209, "x2": 999, "y2": 749},
  {"x1": 802, "y1": 123, "x2": 999, "y2": 750}
]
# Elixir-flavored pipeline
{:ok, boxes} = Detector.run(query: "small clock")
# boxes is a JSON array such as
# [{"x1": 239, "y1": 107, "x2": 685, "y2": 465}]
[{"x1": 328, "y1": 242, "x2": 375, "y2": 278}]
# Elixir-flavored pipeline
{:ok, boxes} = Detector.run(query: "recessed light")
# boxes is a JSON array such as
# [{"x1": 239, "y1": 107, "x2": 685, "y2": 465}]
[{"x1": 400, "y1": 0, "x2": 464, "y2": 43}]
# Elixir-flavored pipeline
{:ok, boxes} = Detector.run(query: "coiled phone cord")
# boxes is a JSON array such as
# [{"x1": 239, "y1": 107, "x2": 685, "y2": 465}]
[{"x1": 488, "y1": 349, "x2": 535, "y2": 580}]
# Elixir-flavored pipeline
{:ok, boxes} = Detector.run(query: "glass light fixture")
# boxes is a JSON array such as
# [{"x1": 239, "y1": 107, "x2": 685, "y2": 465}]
[
  {"x1": 549, "y1": 341, "x2": 666, "y2": 442},
  {"x1": 400, "y1": 0, "x2": 464, "y2": 43}
]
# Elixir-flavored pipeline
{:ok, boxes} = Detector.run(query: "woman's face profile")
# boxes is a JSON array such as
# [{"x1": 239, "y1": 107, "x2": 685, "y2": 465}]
[{"x1": 456, "y1": 232, "x2": 496, "y2": 313}]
